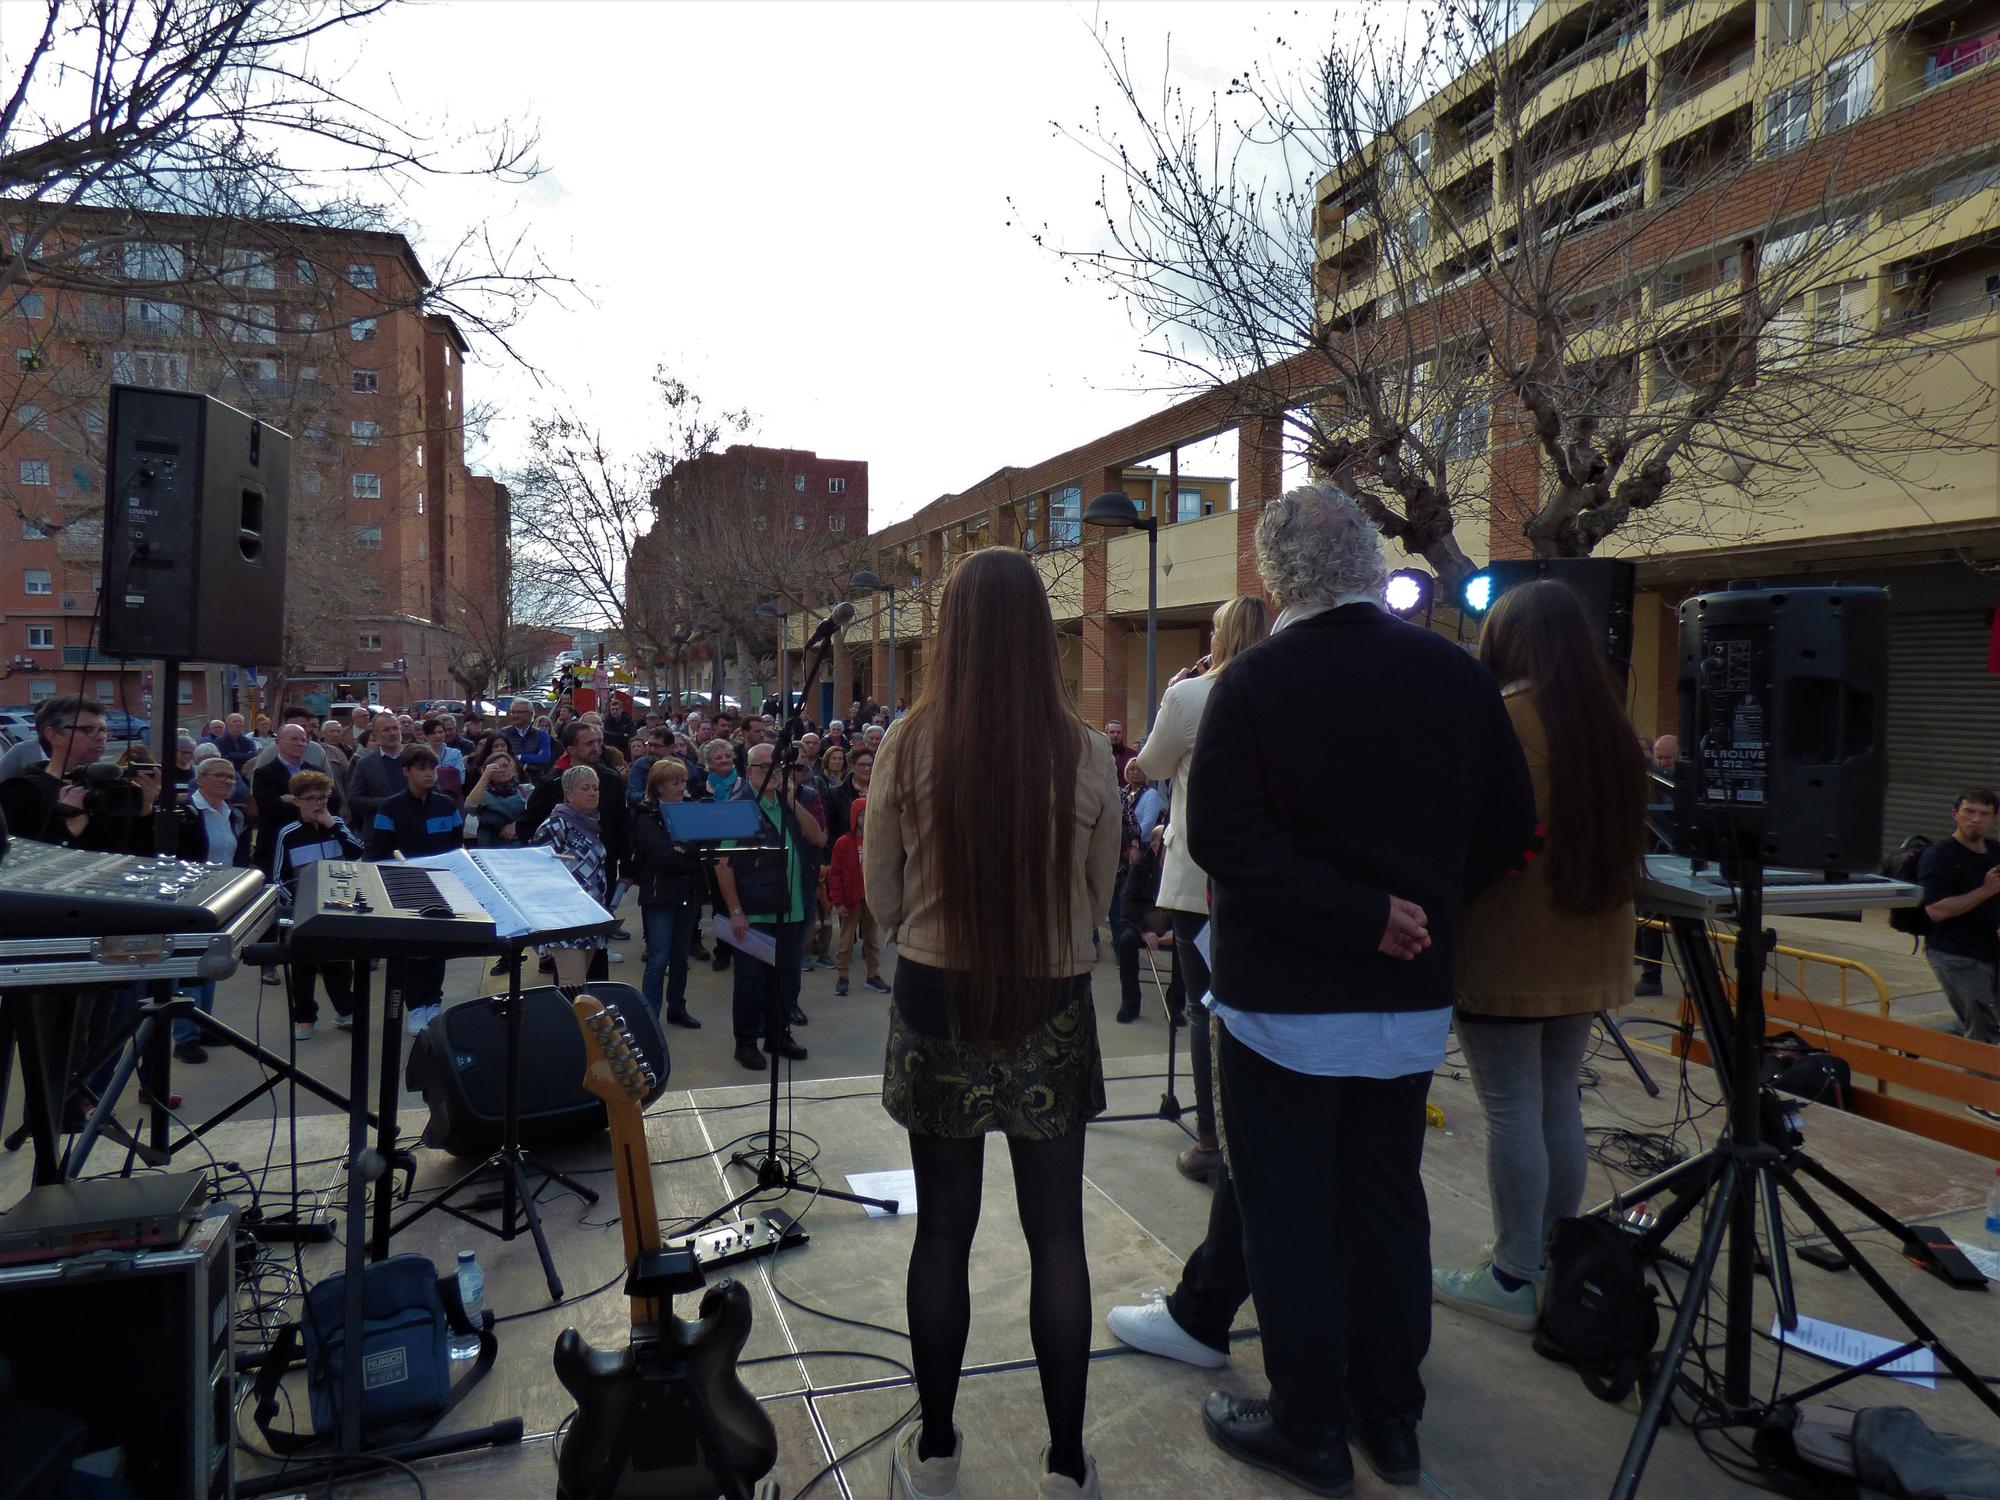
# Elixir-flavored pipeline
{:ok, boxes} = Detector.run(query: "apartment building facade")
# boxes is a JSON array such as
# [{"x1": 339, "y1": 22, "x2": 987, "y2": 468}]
[{"x1": 0, "y1": 204, "x2": 506, "y2": 721}]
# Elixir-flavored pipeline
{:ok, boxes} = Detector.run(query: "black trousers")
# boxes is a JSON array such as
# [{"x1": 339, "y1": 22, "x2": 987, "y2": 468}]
[
  {"x1": 1165, "y1": 1160, "x2": 1250, "y2": 1353},
  {"x1": 1218, "y1": 1019, "x2": 1433, "y2": 1441},
  {"x1": 1171, "y1": 911, "x2": 1215, "y2": 1140},
  {"x1": 730, "y1": 921, "x2": 803, "y2": 1044},
  {"x1": 288, "y1": 960, "x2": 356, "y2": 1025},
  {"x1": 1115, "y1": 927, "x2": 1184, "y2": 1016}
]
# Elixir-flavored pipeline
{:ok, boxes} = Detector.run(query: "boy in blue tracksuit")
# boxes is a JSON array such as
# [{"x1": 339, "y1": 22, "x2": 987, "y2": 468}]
[{"x1": 366, "y1": 745, "x2": 463, "y2": 1034}]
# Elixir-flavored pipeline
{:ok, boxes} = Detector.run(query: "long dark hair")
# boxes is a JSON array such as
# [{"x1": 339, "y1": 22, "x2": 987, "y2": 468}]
[
  {"x1": 1479, "y1": 579, "x2": 1647, "y2": 916},
  {"x1": 892, "y1": 548, "x2": 1083, "y2": 1051}
]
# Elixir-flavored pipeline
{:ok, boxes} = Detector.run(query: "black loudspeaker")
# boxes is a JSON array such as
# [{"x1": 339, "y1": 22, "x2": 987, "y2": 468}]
[
  {"x1": 101, "y1": 385, "x2": 289, "y2": 664},
  {"x1": 1481, "y1": 557, "x2": 1637, "y2": 680},
  {"x1": 405, "y1": 984, "x2": 670, "y2": 1158},
  {"x1": 1673, "y1": 583, "x2": 1888, "y2": 874}
]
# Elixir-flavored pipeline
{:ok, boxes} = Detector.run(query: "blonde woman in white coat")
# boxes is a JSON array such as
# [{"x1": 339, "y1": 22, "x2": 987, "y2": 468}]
[{"x1": 1133, "y1": 595, "x2": 1272, "y2": 1179}]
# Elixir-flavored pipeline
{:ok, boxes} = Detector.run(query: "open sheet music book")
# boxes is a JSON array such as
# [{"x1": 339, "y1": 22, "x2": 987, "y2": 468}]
[{"x1": 406, "y1": 846, "x2": 614, "y2": 943}]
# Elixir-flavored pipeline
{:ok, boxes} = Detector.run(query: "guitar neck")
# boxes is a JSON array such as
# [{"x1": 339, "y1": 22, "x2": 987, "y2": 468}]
[{"x1": 607, "y1": 1092, "x2": 665, "y2": 1330}]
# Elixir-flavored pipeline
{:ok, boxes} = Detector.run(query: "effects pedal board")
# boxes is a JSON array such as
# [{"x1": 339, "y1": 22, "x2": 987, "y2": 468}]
[{"x1": 666, "y1": 1209, "x2": 809, "y2": 1273}]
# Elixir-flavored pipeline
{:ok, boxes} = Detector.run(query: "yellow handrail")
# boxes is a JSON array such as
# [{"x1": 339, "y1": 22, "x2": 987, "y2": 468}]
[{"x1": 1636, "y1": 919, "x2": 1892, "y2": 1018}]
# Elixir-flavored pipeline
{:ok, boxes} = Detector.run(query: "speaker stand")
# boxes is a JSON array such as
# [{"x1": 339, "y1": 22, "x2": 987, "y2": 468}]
[{"x1": 387, "y1": 945, "x2": 598, "y2": 1300}]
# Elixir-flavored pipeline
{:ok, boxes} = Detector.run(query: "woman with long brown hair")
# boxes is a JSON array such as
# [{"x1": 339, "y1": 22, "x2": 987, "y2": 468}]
[
  {"x1": 865, "y1": 547, "x2": 1122, "y2": 1500},
  {"x1": 1433, "y1": 578, "x2": 1650, "y2": 1330}
]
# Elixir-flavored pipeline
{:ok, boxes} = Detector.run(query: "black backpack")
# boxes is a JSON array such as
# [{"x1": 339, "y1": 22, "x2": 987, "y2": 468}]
[
  {"x1": 1882, "y1": 835, "x2": 1932, "y2": 939},
  {"x1": 1532, "y1": 1216, "x2": 1661, "y2": 1403}
]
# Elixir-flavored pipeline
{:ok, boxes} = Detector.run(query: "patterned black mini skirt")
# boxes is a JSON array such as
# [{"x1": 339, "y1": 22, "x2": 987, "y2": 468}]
[{"x1": 881, "y1": 957, "x2": 1105, "y2": 1140}]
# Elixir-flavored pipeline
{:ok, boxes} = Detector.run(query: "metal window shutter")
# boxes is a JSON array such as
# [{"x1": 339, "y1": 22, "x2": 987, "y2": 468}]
[{"x1": 1883, "y1": 611, "x2": 2000, "y2": 845}]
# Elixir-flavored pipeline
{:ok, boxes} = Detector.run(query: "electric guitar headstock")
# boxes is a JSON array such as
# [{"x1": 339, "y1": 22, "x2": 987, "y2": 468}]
[{"x1": 571, "y1": 991, "x2": 664, "y2": 1327}]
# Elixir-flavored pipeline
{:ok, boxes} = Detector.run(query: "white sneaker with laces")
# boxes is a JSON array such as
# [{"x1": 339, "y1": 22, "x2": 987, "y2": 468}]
[
  {"x1": 890, "y1": 1419, "x2": 960, "y2": 1499},
  {"x1": 1105, "y1": 1287, "x2": 1228, "y2": 1368}
]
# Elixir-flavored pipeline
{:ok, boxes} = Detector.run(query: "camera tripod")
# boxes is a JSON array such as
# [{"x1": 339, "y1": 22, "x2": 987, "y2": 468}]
[{"x1": 1600, "y1": 857, "x2": 2000, "y2": 1500}]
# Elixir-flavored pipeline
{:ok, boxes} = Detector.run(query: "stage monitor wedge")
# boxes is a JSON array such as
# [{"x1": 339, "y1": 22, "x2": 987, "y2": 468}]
[{"x1": 101, "y1": 385, "x2": 289, "y2": 665}]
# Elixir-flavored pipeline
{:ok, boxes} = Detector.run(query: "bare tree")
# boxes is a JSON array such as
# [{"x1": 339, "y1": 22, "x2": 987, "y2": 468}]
[{"x1": 1035, "y1": 1, "x2": 1998, "y2": 587}]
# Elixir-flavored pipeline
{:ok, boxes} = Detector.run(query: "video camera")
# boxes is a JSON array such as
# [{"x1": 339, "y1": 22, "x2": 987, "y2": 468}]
[{"x1": 63, "y1": 760, "x2": 146, "y2": 820}]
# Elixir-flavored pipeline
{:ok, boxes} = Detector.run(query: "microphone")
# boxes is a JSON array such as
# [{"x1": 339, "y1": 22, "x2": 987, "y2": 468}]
[{"x1": 806, "y1": 600, "x2": 857, "y2": 646}]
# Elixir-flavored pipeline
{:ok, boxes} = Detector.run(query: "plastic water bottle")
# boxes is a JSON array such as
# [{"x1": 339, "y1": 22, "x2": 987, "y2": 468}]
[
  {"x1": 1985, "y1": 1168, "x2": 2000, "y2": 1249},
  {"x1": 451, "y1": 1250, "x2": 484, "y2": 1361}
]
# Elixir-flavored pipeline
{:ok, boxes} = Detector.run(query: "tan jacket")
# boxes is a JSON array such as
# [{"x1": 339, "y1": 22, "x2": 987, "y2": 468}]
[
  {"x1": 1454, "y1": 688, "x2": 1635, "y2": 1018},
  {"x1": 863, "y1": 718, "x2": 1123, "y2": 976}
]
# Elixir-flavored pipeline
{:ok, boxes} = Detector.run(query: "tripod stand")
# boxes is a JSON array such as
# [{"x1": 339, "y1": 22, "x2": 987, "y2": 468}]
[
  {"x1": 1602, "y1": 858, "x2": 2000, "y2": 1500},
  {"x1": 1094, "y1": 945, "x2": 1198, "y2": 1138},
  {"x1": 689, "y1": 617, "x2": 897, "y2": 1231}
]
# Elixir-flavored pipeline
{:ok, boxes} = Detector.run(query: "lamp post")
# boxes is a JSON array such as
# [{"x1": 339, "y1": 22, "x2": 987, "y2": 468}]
[
  {"x1": 755, "y1": 599, "x2": 791, "y2": 717},
  {"x1": 849, "y1": 569, "x2": 897, "y2": 713},
  {"x1": 1084, "y1": 490, "x2": 1159, "y2": 733}
]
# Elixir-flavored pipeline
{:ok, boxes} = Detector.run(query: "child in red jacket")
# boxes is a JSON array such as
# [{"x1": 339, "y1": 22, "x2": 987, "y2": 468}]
[{"x1": 827, "y1": 796, "x2": 888, "y2": 996}]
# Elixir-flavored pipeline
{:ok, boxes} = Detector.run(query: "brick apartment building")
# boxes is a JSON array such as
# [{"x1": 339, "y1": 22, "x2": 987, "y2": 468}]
[
  {"x1": 0, "y1": 203, "x2": 508, "y2": 724},
  {"x1": 798, "y1": 0, "x2": 2000, "y2": 840},
  {"x1": 649, "y1": 444, "x2": 869, "y2": 542}
]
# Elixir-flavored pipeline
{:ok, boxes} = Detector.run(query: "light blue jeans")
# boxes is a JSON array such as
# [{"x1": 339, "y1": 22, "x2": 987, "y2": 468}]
[{"x1": 1454, "y1": 1012, "x2": 1596, "y2": 1284}]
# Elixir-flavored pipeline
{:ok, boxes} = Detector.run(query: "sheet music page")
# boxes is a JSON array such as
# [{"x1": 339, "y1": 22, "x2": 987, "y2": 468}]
[
  {"x1": 405, "y1": 848, "x2": 529, "y2": 937},
  {"x1": 408, "y1": 847, "x2": 611, "y2": 940}
]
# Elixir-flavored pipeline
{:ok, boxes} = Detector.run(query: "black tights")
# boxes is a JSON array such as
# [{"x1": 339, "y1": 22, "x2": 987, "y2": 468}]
[{"x1": 905, "y1": 1129, "x2": 1091, "y2": 1484}]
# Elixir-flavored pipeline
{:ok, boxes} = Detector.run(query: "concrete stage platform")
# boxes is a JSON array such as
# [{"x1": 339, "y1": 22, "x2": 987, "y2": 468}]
[{"x1": 112, "y1": 1020, "x2": 1985, "y2": 1500}]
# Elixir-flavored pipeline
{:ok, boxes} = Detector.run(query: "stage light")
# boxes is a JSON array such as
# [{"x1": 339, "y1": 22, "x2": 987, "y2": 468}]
[
  {"x1": 1461, "y1": 570, "x2": 1496, "y2": 616},
  {"x1": 1384, "y1": 569, "x2": 1432, "y2": 617}
]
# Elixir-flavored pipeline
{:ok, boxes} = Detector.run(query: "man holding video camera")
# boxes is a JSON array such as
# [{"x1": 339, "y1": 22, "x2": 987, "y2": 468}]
[{"x1": 0, "y1": 695, "x2": 158, "y2": 852}]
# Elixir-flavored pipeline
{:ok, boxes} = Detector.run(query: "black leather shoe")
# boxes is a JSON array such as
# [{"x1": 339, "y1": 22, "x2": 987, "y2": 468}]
[
  {"x1": 666, "y1": 1010, "x2": 702, "y2": 1029},
  {"x1": 172, "y1": 1042, "x2": 209, "y2": 1065},
  {"x1": 787, "y1": 1004, "x2": 809, "y2": 1027},
  {"x1": 766, "y1": 1033, "x2": 807, "y2": 1061},
  {"x1": 1202, "y1": 1393, "x2": 1352, "y2": 1498},
  {"x1": 1353, "y1": 1417, "x2": 1422, "y2": 1486},
  {"x1": 733, "y1": 1042, "x2": 765, "y2": 1071},
  {"x1": 688, "y1": 940, "x2": 711, "y2": 961},
  {"x1": 1115, "y1": 1004, "x2": 1140, "y2": 1024}
]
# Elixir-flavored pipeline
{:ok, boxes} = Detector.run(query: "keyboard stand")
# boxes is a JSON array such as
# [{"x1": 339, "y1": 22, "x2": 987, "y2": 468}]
[{"x1": 385, "y1": 943, "x2": 600, "y2": 1299}]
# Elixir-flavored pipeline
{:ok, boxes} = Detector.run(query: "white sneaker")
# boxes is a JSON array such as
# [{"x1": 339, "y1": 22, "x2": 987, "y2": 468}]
[
  {"x1": 891, "y1": 1418, "x2": 961, "y2": 1499},
  {"x1": 1037, "y1": 1449, "x2": 1102, "y2": 1499},
  {"x1": 1105, "y1": 1287, "x2": 1227, "y2": 1368},
  {"x1": 333, "y1": 1013, "x2": 355, "y2": 1030},
  {"x1": 293, "y1": 1022, "x2": 314, "y2": 1041},
  {"x1": 608, "y1": 948, "x2": 625, "y2": 964}
]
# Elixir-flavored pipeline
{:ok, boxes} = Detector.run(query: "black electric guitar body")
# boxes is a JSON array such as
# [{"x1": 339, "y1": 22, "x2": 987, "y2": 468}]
[{"x1": 555, "y1": 994, "x2": 778, "y2": 1500}]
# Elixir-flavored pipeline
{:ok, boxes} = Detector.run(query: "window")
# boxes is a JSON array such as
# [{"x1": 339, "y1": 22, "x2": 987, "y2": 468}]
[
  {"x1": 15, "y1": 402, "x2": 43, "y2": 430},
  {"x1": 417, "y1": 538, "x2": 426, "y2": 560},
  {"x1": 828, "y1": 476, "x2": 847, "y2": 494},
  {"x1": 1176, "y1": 488, "x2": 1205, "y2": 523},
  {"x1": 26, "y1": 625, "x2": 53, "y2": 648},
  {"x1": 350, "y1": 419, "x2": 380, "y2": 446},
  {"x1": 177, "y1": 680, "x2": 193, "y2": 704},
  {"x1": 295, "y1": 311, "x2": 320, "y2": 334},
  {"x1": 295, "y1": 258, "x2": 317, "y2": 285},
  {"x1": 1764, "y1": 80, "x2": 1812, "y2": 154},
  {"x1": 30, "y1": 679, "x2": 55, "y2": 702},
  {"x1": 792, "y1": 514, "x2": 805, "y2": 530},
  {"x1": 94, "y1": 680, "x2": 113, "y2": 703},
  {"x1": 301, "y1": 471, "x2": 322, "y2": 496},
  {"x1": 221, "y1": 248, "x2": 275, "y2": 289},
  {"x1": 1766, "y1": 0, "x2": 1807, "y2": 50},
  {"x1": 1814, "y1": 279, "x2": 1867, "y2": 346},
  {"x1": 350, "y1": 317, "x2": 377, "y2": 341},
  {"x1": 23, "y1": 568, "x2": 52, "y2": 594},
  {"x1": 14, "y1": 347, "x2": 40, "y2": 372},
  {"x1": 83, "y1": 408, "x2": 103, "y2": 438},
  {"x1": 444, "y1": 389, "x2": 451, "y2": 410},
  {"x1": 1407, "y1": 204, "x2": 1431, "y2": 256},
  {"x1": 415, "y1": 491, "x2": 425, "y2": 515},
  {"x1": 355, "y1": 525, "x2": 382, "y2": 550},
  {"x1": 124, "y1": 242, "x2": 184, "y2": 281},
  {"x1": 126, "y1": 298, "x2": 185, "y2": 335},
  {"x1": 1050, "y1": 485, "x2": 1083, "y2": 547},
  {"x1": 749, "y1": 475, "x2": 767, "y2": 491},
  {"x1": 1822, "y1": 47, "x2": 1873, "y2": 133},
  {"x1": 751, "y1": 515, "x2": 768, "y2": 531},
  {"x1": 112, "y1": 349, "x2": 189, "y2": 388},
  {"x1": 828, "y1": 514, "x2": 847, "y2": 533},
  {"x1": 414, "y1": 443, "x2": 423, "y2": 465},
  {"x1": 1409, "y1": 127, "x2": 1431, "y2": 178},
  {"x1": 348, "y1": 261, "x2": 377, "y2": 289},
  {"x1": 793, "y1": 474, "x2": 806, "y2": 491},
  {"x1": 15, "y1": 292, "x2": 43, "y2": 319},
  {"x1": 221, "y1": 302, "x2": 276, "y2": 344},
  {"x1": 1764, "y1": 293, "x2": 1808, "y2": 368},
  {"x1": 352, "y1": 473, "x2": 381, "y2": 499},
  {"x1": 1443, "y1": 402, "x2": 1490, "y2": 459},
  {"x1": 358, "y1": 631, "x2": 382, "y2": 651},
  {"x1": 443, "y1": 346, "x2": 451, "y2": 366},
  {"x1": 18, "y1": 459, "x2": 49, "y2": 486},
  {"x1": 352, "y1": 368, "x2": 378, "y2": 394},
  {"x1": 21, "y1": 516, "x2": 46, "y2": 539}
]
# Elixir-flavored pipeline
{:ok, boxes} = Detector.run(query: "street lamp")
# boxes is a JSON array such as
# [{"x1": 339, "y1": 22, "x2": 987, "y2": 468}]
[
  {"x1": 1084, "y1": 490, "x2": 1159, "y2": 734},
  {"x1": 755, "y1": 599, "x2": 791, "y2": 717},
  {"x1": 850, "y1": 569, "x2": 896, "y2": 713}
]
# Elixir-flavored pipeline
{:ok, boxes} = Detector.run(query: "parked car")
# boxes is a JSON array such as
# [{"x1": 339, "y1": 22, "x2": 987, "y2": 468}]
[{"x1": 674, "y1": 690, "x2": 742, "y2": 711}]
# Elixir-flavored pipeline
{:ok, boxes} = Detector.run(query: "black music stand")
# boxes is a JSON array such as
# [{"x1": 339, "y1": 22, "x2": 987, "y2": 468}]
[
  {"x1": 386, "y1": 938, "x2": 604, "y2": 1299},
  {"x1": 1092, "y1": 944, "x2": 1198, "y2": 1138}
]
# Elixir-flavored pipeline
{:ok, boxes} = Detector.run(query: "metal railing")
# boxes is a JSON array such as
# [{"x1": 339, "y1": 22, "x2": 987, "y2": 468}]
[{"x1": 1637, "y1": 917, "x2": 1893, "y2": 1018}]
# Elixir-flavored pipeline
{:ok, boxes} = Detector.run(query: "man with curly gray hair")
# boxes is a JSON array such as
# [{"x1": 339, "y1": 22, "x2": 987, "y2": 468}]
[{"x1": 1184, "y1": 482, "x2": 1538, "y2": 1494}]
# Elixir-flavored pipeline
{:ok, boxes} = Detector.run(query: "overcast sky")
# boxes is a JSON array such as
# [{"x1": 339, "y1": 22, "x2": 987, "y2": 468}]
[{"x1": 345, "y1": 0, "x2": 1361, "y2": 524}]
